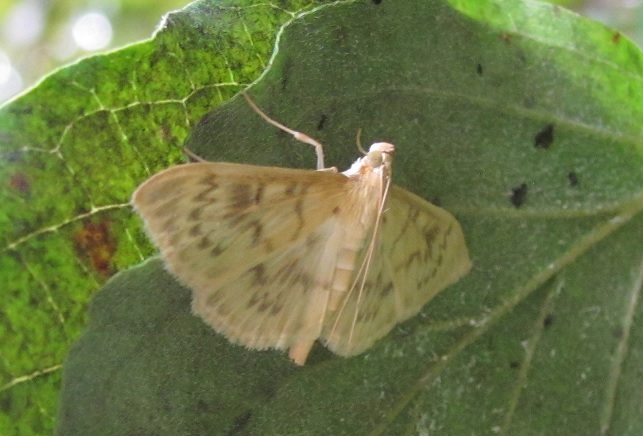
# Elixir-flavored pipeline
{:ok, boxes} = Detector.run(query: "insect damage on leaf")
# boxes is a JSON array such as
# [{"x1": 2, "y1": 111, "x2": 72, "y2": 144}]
[
  {"x1": 509, "y1": 183, "x2": 528, "y2": 208},
  {"x1": 534, "y1": 123, "x2": 555, "y2": 149}
]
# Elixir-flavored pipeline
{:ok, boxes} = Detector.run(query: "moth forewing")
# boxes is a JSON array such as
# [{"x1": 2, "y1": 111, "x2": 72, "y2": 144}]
[{"x1": 133, "y1": 163, "x2": 351, "y2": 358}]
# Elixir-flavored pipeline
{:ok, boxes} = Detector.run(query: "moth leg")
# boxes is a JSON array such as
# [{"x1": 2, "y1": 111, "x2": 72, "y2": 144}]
[
  {"x1": 318, "y1": 166, "x2": 338, "y2": 173},
  {"x1": 242, "y1": 92, "x2": 327, "y2": 171},
  {"x1": 182, "y1": 147, "x2": 207, "y2": 162}
]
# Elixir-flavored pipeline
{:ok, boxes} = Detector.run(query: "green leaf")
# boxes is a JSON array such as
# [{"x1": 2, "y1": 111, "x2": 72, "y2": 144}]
[
  {"x1": 4, "y1": 0, "x2": 643, "y2": 434},
  {"x1": 0, "y1": 0, "x2": 320, "y2": 433}
]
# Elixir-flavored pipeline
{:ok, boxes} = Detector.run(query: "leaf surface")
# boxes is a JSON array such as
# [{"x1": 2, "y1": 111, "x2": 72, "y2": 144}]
[{"x1": 2, "y1": 0, "x2": 642, "y2": 434}]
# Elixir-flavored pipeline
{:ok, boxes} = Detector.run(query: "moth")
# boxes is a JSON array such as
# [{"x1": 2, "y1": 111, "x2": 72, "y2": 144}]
[{"x1": 132, "y1": 94, "x2": 471, "y2": 365}]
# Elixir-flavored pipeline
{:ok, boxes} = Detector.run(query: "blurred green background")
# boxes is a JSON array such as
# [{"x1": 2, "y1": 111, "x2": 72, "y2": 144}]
[
  {"x1": 0, "y1": 0, "x2": 191, "y2": 103},
  {"x1": 0, "y1": 0, "x2": 642, "y2": 104}
]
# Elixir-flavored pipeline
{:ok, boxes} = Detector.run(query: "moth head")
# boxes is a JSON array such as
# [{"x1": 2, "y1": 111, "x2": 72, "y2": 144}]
[{"x1": 364, "y1": 142, "x2": 395, "y2": 169}]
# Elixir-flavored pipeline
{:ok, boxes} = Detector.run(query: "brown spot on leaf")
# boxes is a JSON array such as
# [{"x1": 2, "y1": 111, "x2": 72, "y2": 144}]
[
  {"x1": 8, "y1": 173, "x2": 30, "y2": 195},
  {"x1": 73, "y1": 220, "x2": 116, "y2": 277}
]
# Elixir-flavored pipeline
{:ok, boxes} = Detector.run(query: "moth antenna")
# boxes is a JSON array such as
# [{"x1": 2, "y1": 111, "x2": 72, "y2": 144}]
[
  {"x1": 330, "y1": 169, "x2": 393, "y2": 344},
  {"x1": 355, "y1": 128, "x2": 368, "y2": 155},
  {"x1": 347, "y1": 173, "x2": 393, "y2": 344}
]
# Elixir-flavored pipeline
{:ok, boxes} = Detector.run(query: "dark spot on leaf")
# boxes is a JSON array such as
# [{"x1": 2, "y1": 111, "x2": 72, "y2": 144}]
[
  {"x1": 2, "y1": 150, "x2": 24, "y2": 163},
  {"x1": 228, "y1": 410, "x2": 252, "y2": 435},
  {"x1": 509, "y1": 361, "x2": 520, "y2": 369},
  {"x1": 158, "y1": 124, "x2": 173, "y2": 143},
  {"x1": 476, "y1": 63, "x2": 483, "y2": 75},
  {"x1": 534, "y1": 123, "x2": 554, "y2": 149},
  {"x1": 372, "y1": 0, "x2": 382, "y2": 4},
  {"x1": 258, "y1": 382, "x2": 278, "y2": 401},
  {"x1": 281, "y1": 58, "x2": 292, "y2": 91},
  {"x1": 500, "y1": 33, "x2": 512, "y2": 43},
  {"x1": 317, "y1": 114, "x2": 327, "y2": 130},
  {"x1": 509, "y1": 183, "x2": 528, "y2": 208},
  {"x1": 612, "y1": 32, "x2": 621, "y2": 43},
  {"x1": 543, "y1": 313, "x2": 554, "y2": 328},
  {"x1": 568, "y1": 171, "x2": 579, "y2": 187},
  {"x1": 196, "y1": 398, "x2": 215, "y2": 413}
]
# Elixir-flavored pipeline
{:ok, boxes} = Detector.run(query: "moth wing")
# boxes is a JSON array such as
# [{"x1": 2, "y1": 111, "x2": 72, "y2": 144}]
[
  {"x1": 132, "y1": 162, "x2": 350, "y2": 352},
  {"x1": 322, "y1": 185, "x2": 471, "y2": 356},
  {"x1": 191, "y1": 213, "x2": 347, "y2": 352}
]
